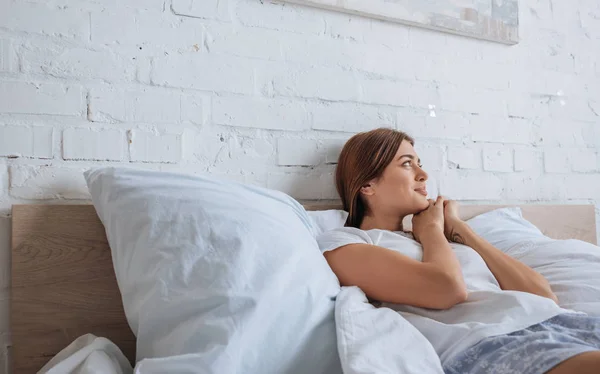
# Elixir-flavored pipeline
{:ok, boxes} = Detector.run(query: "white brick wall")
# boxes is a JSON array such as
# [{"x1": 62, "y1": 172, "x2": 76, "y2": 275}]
[
  {"x1": 0, "y1": 39, "x2": 16, "y2": 73},
  {"x1": 483, "y1": 148, "x2": 514, "y2": 173},
  {"x1": 0, "y1": 81, "x2": 83, "y2": 116},
  {"x1": 63, "y1": 128, "x2": 126, "y2": 161},
  {"x1": 0, "y1": 126, "x2": 53, "y2": 158},
  {"x1": 0, "y1": 166, "x2": 7, "y2": 195},
  {"x1": 129, "y1": 130, "x2": 183, "y2": 163},
  {"x1": 447, "y1": 147, "x2": 481, "y2": 170},
  {"x1": 277, "y1": 139, "x2": 319, "y2": 166},
  {"x1": 1, "y1": 0, "x2": 600, "y2": 370}
]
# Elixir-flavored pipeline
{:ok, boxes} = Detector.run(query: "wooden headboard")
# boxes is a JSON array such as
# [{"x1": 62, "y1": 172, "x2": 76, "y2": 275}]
[{"x1": 10, "y1": 204, "x2": 597, "y2": 373}]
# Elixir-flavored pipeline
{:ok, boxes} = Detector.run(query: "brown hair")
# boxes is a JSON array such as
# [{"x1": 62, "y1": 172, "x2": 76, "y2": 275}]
[{"x1": 336, "y1": 128, "x2": 414, "y2": 228}]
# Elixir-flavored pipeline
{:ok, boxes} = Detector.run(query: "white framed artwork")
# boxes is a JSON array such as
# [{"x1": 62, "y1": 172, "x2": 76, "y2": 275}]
[{"x1": 281, "y1": 0, "x2": 519, "y2": 45}]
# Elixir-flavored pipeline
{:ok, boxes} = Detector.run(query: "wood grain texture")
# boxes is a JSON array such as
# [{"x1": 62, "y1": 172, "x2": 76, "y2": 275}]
[
  {"x1": 10, "y1": 203, "x2": 597, "y2": 373},
  {"x1": 11, "y1": 205, "x2": 136, "y2": 374}
]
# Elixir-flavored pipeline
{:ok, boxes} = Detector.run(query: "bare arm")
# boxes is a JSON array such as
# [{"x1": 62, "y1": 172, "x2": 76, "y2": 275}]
[
  {"x1": 448, "y1": 220, "x2": 558, "y2": 302},
  {"x1": 325, "y1": 197, "x2": 467, "y2": 310}
]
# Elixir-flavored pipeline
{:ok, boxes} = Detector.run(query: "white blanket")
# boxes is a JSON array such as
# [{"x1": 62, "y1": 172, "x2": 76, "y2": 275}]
[
  {"x1": 41, "y1": 288, "x2": 443, "y2": 374},
  {"x1": 335, "y1": 286, "x2": 444, "y2": 374},
  {"x1": 38, "y1": 334, "x2": 132, "y2": 374}
]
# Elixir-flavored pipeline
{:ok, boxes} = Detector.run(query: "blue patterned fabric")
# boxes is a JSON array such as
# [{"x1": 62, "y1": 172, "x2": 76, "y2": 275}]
[{"x1": 443, "y1": 313, "x2": 600, "y2": 374}]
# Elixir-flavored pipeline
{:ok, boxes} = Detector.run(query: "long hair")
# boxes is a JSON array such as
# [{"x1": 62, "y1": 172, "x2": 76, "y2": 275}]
[{"x1": 335, "y1": 128, "x2": 414, "y2": 228}]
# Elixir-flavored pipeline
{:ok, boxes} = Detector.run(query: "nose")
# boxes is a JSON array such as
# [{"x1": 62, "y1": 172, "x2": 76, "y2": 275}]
[{"x1": 416, "y1": 167, "x2": 428, "y2": 182}]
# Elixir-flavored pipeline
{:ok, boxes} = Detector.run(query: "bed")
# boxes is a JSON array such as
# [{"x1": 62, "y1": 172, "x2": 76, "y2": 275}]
[{"x1": 10, "y1": 203, "x2": 598, "y2": 373}]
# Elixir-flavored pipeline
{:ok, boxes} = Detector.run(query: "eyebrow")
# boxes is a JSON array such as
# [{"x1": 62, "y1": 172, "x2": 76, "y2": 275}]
[{"x1": 397, "y1": 154, "x2": 421, "y2": 163}]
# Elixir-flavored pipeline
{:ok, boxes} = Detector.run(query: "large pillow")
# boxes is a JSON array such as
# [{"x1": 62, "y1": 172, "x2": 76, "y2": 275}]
[
  {"x1": 85, "y1": 167, "x2": 342, "y2": 373},
  {"x1": 307, "y1": 209, "x2": 348, "y2": 236},
  {"x1": 466, "y1": 207, "x2": 600, "y2": 315}
]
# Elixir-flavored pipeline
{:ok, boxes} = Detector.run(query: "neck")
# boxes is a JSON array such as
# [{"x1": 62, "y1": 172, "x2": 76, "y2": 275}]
[{"x1": 359, "y1": 211, "x2": 405, "y2": 232}]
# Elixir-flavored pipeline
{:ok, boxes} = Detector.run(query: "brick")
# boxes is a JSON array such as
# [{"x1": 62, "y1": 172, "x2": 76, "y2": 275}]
[
  {"x1": 536, "y1": 120, "x2": 594, "y2": 147},
  {"x1": 544, "y1": 148, "x2": 571, "y2": 173},
  {"x1": 213, "y1": 136, "x2": 276, "y2": 172},
  {"x1": 414, "y1": 144, "x2": 444, "y2": 172},
  {"x1": 267, "y1": 172, "x2": 334, "y2": 200},
  {"x1": 0, "y1": 39, "x2": 16, "y2": 72},
  {"x1": 213, "y1": 96, "x2": 309, "y2": 131},
  {"x1": 483, "y1": 148, "x2": 513, "y2": 172},
  {"x1": 236, "y1": 0, "x2": 324, "y2": 35},
  {"x1": 21, "y1": 42, "x2": 136, "y2": 82},
  {"x1": 16, "y1": 0, "x2": 165, "y2": 9},
  {"x1": 0, "y1": 2, "x2": 89, "y2": 40},
  {"x1": 440, "y1": 55, "x2": 511, "y2": 90},
  {"x1": 364, "y1": 19, "x2": 410, "y2": 48},
  {"x1": 407, "y1": 83, "x2": 442, "y2": 110},
  {"x1": 0, "y1": 126, "x2": 53, "y2": 158},
  {"x1": 548, "y1": 96, "x2": 599, "y2": 122},
  {"x1": 90, "y1": 88, "x2": 204, "y2": 124},
  {"x1": 470, "y1": 116, "x2": 535, "y2": 145},
  {"x1": 206, "y1": 23, "x2": 282, "y2": 61},
  {"x1": 312, "y1": 102, "x2": 395, "y2": 133},
  {"x1": 0, "y1": 166, "x2": 7, "y2": 195},
  {"x1": 272, "y1": 66, "x2": 360, "y2": 102},
  {"x1": 504, "y1": 175, "x2": 565, "y2": 201},
  {"x1": 360, "y1": 78, "x2": 411, "y2": 107},
  {"x1": 0, "y1": 81, "x2": 83, "y2": 116},
  {"x1": 358, "y1": 46, "x2": 420, "y2": 81},
  {"x1": 180, "y1": 93, "x2": 205, "y2": 125},
  {"x1": 9, "y1": 165, "x2": 89, "y2": 199},
  {"x1": 563, "y1": 175, "x2": 600, "y2": 199},
  {"x1": 129, "y1": 130, "x2": 182, "y2": 163},
  {"x1": 506, "y1": 93, "x2": 551, "y2": 119},
  {"x1": 282, "y1": 33, "x2": 362, "y2": 68},
  {"x1": 91, "y1": 9, "x2": 203, "y2": 48},
  {"x1": 439, "y1": 86, "x2": 507, "y2": 116},
  {"x1": 63, "y1": 128, "x2": 125, "y2": 161},
  {"x1": 325, "y1": 11, "x2": 371, "y2": 42},
  {"x1": 321, "y1": 138, "x2": 350, "y2": 164},
  {"x1": 447, "y1": 147, "x2": 481, "y2": 170},
  {"x1": 277, "y1": 139, "x2": 319, "y2": 166},
  {"x1": 398, "y1": 109, "x2": 469, "y2": 141},
  {"x1": 409, "y1": 28, "x2": 451, "y2": 55},
  {"x1": 440, "y1": 171, "x2": 504, "y2": 200},
  {"x1": 570, "y1": 149, "x2": 598, "y2": 173},
  {"x1": 171, "y1": 0, "x2": 222, "y2": 19},
  {"x1": 514, "y1": 148, "x2": 542, "y2": 172},
  {"x1": 151, "y1": 54, "x2": 254, "y2": 94}
]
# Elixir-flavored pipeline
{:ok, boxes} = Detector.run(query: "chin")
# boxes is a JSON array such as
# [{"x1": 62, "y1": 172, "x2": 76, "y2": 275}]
[{"x1": 415, "y1": 196, "x2": 430, "y2": 212}]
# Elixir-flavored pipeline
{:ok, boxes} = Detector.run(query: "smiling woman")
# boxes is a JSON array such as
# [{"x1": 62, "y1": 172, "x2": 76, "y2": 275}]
[
  {"x1": 317, "y1": 127, "x2": 600, "y2": 374},
  {"x1": 335, "y1": 129, "x2": 429, "y2": 230}
]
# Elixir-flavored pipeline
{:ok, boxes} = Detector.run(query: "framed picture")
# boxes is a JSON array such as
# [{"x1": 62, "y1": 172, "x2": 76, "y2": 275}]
[{"x1": 281, "y1": 0, "x2": 519, "y2": 45}]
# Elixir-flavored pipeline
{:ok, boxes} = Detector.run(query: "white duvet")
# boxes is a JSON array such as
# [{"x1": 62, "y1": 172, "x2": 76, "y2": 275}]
[{"x1": 40, "y1": 287, "x2": 444, "y2": 374}]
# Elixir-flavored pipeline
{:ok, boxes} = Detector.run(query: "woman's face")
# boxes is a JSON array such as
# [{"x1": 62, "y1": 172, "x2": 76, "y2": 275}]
[{"x1": 363, "y1": 140, "x2": 430, "y2": 216}]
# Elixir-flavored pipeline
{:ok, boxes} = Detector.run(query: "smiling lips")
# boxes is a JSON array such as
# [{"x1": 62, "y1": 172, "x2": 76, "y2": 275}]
[{"x1": 414, "y1": 187, "x2": 428, "y2": 196}]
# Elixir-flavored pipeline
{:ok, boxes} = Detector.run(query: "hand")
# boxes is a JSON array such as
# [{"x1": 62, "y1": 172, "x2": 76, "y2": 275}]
[
  {"x1": 412, "y1": 196, "x2": 445, "y2": 243},
  {"x1": 443, "y1": 200, "x2": 464, "y2": 242}
]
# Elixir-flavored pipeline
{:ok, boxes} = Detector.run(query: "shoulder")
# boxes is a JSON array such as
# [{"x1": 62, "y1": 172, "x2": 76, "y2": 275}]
[{"x1": 316, "y1": 227, "x2": 373, "y2": 254}]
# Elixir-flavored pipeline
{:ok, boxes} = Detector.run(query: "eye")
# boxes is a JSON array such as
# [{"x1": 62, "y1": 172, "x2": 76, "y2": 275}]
[{"x1": 402, "y1": 160, "x2": 424, "y2": 168}]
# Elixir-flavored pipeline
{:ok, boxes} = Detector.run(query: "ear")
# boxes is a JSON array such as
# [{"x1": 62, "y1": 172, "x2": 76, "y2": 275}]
[{"x1": 360, "y1": 182, "x2": 375, "y2": 196}]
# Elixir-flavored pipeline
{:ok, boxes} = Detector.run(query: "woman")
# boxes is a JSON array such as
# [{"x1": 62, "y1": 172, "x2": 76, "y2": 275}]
[{"x1": 317, "y1": 128, "x2": 600, "y2": 373}]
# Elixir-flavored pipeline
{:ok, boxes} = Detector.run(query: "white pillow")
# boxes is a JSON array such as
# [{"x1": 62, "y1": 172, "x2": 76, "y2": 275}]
[
  {"x1": 466, "y1": 207, "x2": 600, "y2": 315},
  {"x1": 307, "y1": 209, "x2": 348, "y2": 236},
  {"x1": 85, "y1": 167, "x2": 342, "y2": 373}
]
